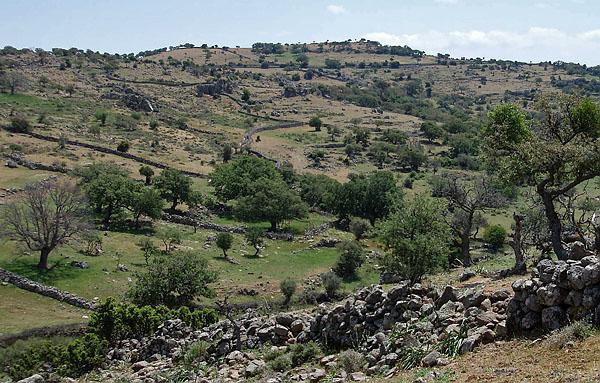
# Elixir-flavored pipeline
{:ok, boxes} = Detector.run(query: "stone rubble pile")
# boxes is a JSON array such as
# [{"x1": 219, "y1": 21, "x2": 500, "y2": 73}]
[{"x1": 508, "y1": 256, "x2": 600, "y2": 332}]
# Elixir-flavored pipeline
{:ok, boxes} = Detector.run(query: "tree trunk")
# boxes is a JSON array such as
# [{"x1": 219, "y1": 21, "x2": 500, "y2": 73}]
[
  {"x1": 254, "y1": 246, "x2": 260, "y2": 257},
  {"x1": 38, "y1": 248, "x2": 51, "y2": 270},
  {"x1": 539, "y1": 189, "x2": 567, "y2": 260},
  {"x1": 103, "y1": 204, "x2": 113, "y2": 229},
  {"x1": 270, "y1": 221, "x2": 277, "y2": 231},
  {"x1": 510, "y1": 213, "x2": 526, "y2": 273},
  {"x1": 145, "y1": 176, "x2": 151, "y2": 186},
  {"x1": 460, "y1": 232, "x2": 471, "y2": 267},
  {"x1": 171, "y1": 199, "x2": 178, "y2": 211}
]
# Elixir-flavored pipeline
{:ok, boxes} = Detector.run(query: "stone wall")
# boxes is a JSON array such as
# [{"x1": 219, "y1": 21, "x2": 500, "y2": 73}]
[
  {"x1": 0, "y1": 267, "x2": 95, "y2": 310},
  {"x1": 507, "y1": 256, "x2": 600, "y2": 332}
]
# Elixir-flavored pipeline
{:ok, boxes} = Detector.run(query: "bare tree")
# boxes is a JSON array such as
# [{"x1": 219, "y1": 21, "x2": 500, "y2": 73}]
[
  {"x1": 1, "y1": 72, "x2": 27, "y2": 95},
  {"x1": 1, "y1": 180, "x2": 90, "y2": 270},
  {"x1": 431, "y1": 173, "x2": 506, "y2": 266},
  {"x1": 509, "y1": 213, "x2": 526, "y2": 274}
]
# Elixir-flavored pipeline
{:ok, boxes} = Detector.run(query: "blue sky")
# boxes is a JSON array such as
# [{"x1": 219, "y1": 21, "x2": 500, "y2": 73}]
[{"x1": 2, "y1": 0, "x2": 599, "y2": 65}]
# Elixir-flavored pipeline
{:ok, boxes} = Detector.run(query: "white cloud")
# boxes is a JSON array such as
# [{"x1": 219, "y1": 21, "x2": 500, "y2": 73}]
[
  {"x1": 364, "y1": 28, "x2": 600, "y2": 64},
  {"x1": 433, "y1": 0, "x2": 459, "y2": 4},
  {"x1": 326, "y1": 4, "x2": 346, "y2": 14}
]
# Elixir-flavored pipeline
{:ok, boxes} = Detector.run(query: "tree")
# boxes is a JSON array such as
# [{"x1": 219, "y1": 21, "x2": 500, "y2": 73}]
[
  {"x1": 334, "y1": 240, "x2": 366, "y2": 279},
  {"x1": 420, "y1": 122, "x2": 444, "y2": 142},
  {"x1": 154, "y1": 168, "x2": 193, "y2": 210},
  {"x1": 334, "y1": 171, "x2": 401, "y2": 225},
  {"x1": 430, "y1": 173, "x2": 505, "y2": 266},
  {"x1": 245, "y1": 226, "x2": 265, "y2": 257},
  {"x1": 309, "y1": 116, "x2": 322, "y2": 131},
  {"x1": 94, "y1": 111, "x2": 108, "y2": 126},
  {"x1": 1, "y1": 180, "x2": 90, "y2": 270},
  {"x1": 216, "y1": 232, "x2": 233, "y2": 257},
  {"x1": 222, "y1": 143, "x2": 233, "y2": 163},
  {"x1": 483, "y1": 95, "x2": 600, "y2": 259},
  {"x1": 234, "y1": 177, "x2": 309, "y2": 231},
  {"x1": 397, "y1": 143, "x2": 427, "y2": 171},
  {"x1": 379, "y1": 194, "x2": 450, "y2": 284},
  {"x1": 405, "y1": 79, "x2": 423, "y2": 97},
  {"x1": 8, "y1": 115, "x2": 31, "y2": 133},
  {"x1": 241, "y1": 89, "x2": 251, "y2": 103},
  {"x1": 483, "y1": 224, "x2": 507, "y2": 251},
  {"x1": 157, "y1": 226, "x2": 182, "y2": 252},
  {"x1": 129, "y1": 187, "x2": 163, "y2": 226},
  {"x1": 139, "y1": 165, "x2": 154, "y2": 185},
  {"x1": 280, "y1": 278, "x2": 297, "y2": 306},
  {"x1": 1, "y1": 71, "x2": 26, "y2": 94},
  {"x1": 381, "y1": 129, "x2": 407, "y2": 145},
  {"x1": 211, "y1": 156, "x2": 281, "y2": 201},
  {"x1": 127, "y1": 251, "x2": 217, "y2": 308}
]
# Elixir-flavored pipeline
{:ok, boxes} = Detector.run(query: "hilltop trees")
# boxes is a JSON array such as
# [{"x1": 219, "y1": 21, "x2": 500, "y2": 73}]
[
  {"x1": 483, "y1": 95, "x2": 600, "y2": 259},
  {"x1": 1, "y1": 180, "x2": 90, "y2": 270}
]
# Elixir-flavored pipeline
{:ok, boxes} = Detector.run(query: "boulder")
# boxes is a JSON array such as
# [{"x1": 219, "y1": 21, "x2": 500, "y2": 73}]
[
  {"x1": 536, "y1": 284, "x2": 567, "y2": 306},
  {"x1": 16, "y1": 375, "x2": 44, "y2": 383},
  {"x1": 541, "y1": 306, "x2": 567, "y2": 331},
  {"x1": 566, "y1": 265, "x2": 586, "y2": 290},
  {"x1": 421, "y1": 350, "x2": 442, "y2": 367}
]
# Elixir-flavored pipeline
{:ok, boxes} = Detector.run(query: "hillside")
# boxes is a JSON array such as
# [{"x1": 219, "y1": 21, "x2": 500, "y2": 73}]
[{"x1": 1, "y1": 40, "x2": 600, "y2": 383}]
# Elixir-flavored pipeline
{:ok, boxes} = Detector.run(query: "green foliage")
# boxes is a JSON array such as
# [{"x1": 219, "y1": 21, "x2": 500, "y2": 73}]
[
  {"x1": 334, "y1": 240, "x2": 366, "y2": 279},
  {"x1": 181, "y1": 341, "x2": 210, "y2": 370},
  {"x1": 130, "y1": 111, "x2": 142, "y2": 120},
  {"x1": 211, "y1": 156, "x2": 281, "y2": 201},
  {"x1": 267, "y1": 353, "x2": 292, "y2": 372},
  {"x1": 154, "y1": 168, "x2": 194, "y2": 210},
  {"x1": 234, "y1": 177, "x2": 309, "y2": 231},
  {"x1": 309, "y1": 116, "x2": 322, "y2": 131},
  {"x1": 296, "y1": 173, "x2": 340, "y2": 210},
  {"x1": 0, "y1": 338, "x2": 65, "y2": 380},
  {"x1": 420, "y1": 121, "x2": 444, "y2": 142},
  {"x1": 215, "y1": 232, "x2": 233, "y2": 257},
  {"x1": 84, "y1": 172, "x2": 137, "y2": 226},
  {"x1": 222, "y1": 143, "x2": 233, "y2": 162},
  {"x1": 349, "y1": 217, "x2": 371, "y2": 240},
  {"x1": 59, "y1": 334, "x2": 108, "y2": 376},
  {"x1": 149, "y1": 119, "x2": 159, "y2": 130},
  {"x1": 116, "y1": 140, "x2": 130, "y2": 152},
  {"x1": 113, "y1": 114, "x2": 137, "y2": 131},
  {"x1": 379, "y1": 194, "x2": 450, "y2": 284},
  {"x1": 130, "y1": 187, "x2": 164, "y2": 224},
  {"x1": 139, "y1": 165, "x2": 154, "y2": 185},
  {"x1": 9, "y1": 115, "x2": 31, "y2": 133},
  {"x1": 241, "y1": 88, "x2": 251, "y2": 102},
  {"x1": 381, "y1": 128, "x2": 408, "y2": 145},
  {"x1": 127, "y1": 251, "x2": 217, "y2": 308},
  {"x1": 483, "y1": 224, "x2": 507, "y2": 251},
  {"x1": 333, "y1": 171, "x2": 401, "y2": 224},
  {"x1": 320, "y1": 271, "x2": 342, "y2": 299},
  {"x1": 280, "y1": 278, "x2": 297, "y2": 305},
  {"x1": 89, "y1": 298, "x2": 218, "y2": 343},
  {"x1": 288, "y1": 342, "x2": 321, "y2": 367},
  {"x1": 245, "y1": 226, "x2": 265, "y2": 256}
]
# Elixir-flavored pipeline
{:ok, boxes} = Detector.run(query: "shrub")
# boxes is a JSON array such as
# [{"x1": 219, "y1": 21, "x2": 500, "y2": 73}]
[
  {"x1": 321, "y1": 271, "x2": 341, "y2": 299},
  {"x1": 116, "y1": 140, "x2": 130, "y2": 152},
  {"x1": 334, "y1": 240, "x2": 365, "y2": 279},
  {"x1": 9, "y1": 143, "x2": 23, "y2": 152},
  {"x1": 349, "y1": 217, "x2": 371, "y2": 240},
  {"x1": 9, "y1": 116, "x2": 31, "y2": 133},
  {"x1": 89, "y1": 298, "x2": 218, "y2": 343},
  {"x1": 181, "y1": 341, "x2": 210, "y2": 370},
  {"x1": 0, "y1": 338, "x2": 65, "y2": 380},
  {"x1": 483, "y1": 224, "x2": 507, "y2": 251},
  {"x1": 280, "y1": 278, "x2": 297, "y2": 306},
  {"x1": 545, "y1": 320, "x2": 595, "y2": 350},
  {"x1": 94, "y1": 111, "x2": 108, "y2": 125},
  {"x1": 127, "y1": 251, "x2": 218, "y2": 308},
  {"x1": 131, "y1": 112, "x2": 142, "y2": 120},
  {"x1": 149, "y1": 119, "x2": 159, "y2": 129},
  {"x1": 268, "y1": 353, "x2": 292, "y2": 372},
  {"x1": 113, "y1": 114, "x2": 137, "y2": 131},
  {"x1": 58, "y1": 334, "x2": 108, "y2": 376},
  {"x1": 308, "y1": 116, "x2": 322, "y2": 131},
  {"x1": 339, "y1": 349, "x2": 365, "y2": 373},
  {"x1": 289, "y1": 342, "x2": 321, "y2": 367}
]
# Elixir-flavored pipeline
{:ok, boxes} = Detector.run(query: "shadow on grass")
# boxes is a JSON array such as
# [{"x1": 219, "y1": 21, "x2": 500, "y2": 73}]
[{"x1": 2, "y1": 256, "x2": 81, "y2": 285}]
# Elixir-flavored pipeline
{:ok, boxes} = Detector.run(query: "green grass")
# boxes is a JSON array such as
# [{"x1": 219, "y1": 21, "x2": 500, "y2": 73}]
[
  {"x1": 0, "y1": 167, "x2": 56, "y2": 189},
  {"x1": 0, "y1": 285, "x2": 87, "y2": 335}
]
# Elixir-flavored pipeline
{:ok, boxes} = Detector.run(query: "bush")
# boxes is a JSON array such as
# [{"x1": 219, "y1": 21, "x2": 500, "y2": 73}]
[
  {"x1": 89, "y1": 298, "x2": 218, "y2": 343},
  {"x1": 334, "y1": 240, "x2": 365, "y2": 279},
  {"x1": 58, "y1": 334, "x2": 108, "y2": 376},
  {"x1": 113, "y1": 114, "x2": 137, "y2": 131},
  {"x1": 483, "y1": 224, "x2": 507, "y2": 251},
  {"x1": 280, "y1": 278, "x2": 297, "y2": 306},
  {"x1": 289, "y1": 342, "x2": 321, "y2": 366},
  {"x1": 149, "y1": 119, "x2": 159, "y2": 129},
  {"x1": 339, "y1": 349, "x2": 365, "y2": 373},
  {"x1": 94, "y1": 110, "x2": 108, "y2": 125},
  {"x1": 0, "y1": 338, "x2": 65, "y2": 380},
  {"x1": 9, "y1": 116, "x2": 31, "y2": 133},
  {"x1": 308, "y1": 116, "x2": 322, "y2": 131},
  {"x1": 545, "y1": 320, "x2": 595, "y2": 350},
  {"x1": 116, "y1": 140, "x2": 130, "y2": 152},
  {"x1": 268, "y1": 353, "x2": 292, "y2": 372},
  {"x1": 131, "y1": 112, "x2": 142, "y2": 120},
  {"x1": 181, "y1": 341, "x2": 210, "y2": 370},
  {"x1": 216, "y1": 232, "x2": 233, "y2": 257},
  {"x1": 349, "y1": 217, "x2": 371, "y2": 240},
  {"x1": 127, "y1": 251, "x2": 218, "y2": 308},
  {"x1": 321, "y1": 271, "x2": 341, "y2": 299}
]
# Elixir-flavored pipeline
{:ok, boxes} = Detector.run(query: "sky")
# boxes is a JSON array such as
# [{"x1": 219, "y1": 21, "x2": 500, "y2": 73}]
[{"x1": 2, "y1": 0, "x2": 600, "y2": 65}]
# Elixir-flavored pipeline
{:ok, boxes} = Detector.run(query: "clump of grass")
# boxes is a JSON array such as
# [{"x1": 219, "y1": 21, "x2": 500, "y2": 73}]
[
  {"x1": 338, "y1": 349, "x2": 365, "y2": 373},
  {"x1": 181, "y1": 341, "x2": 210, "y2": 370},
  {"x1": 544, "y1": 320, "x2": 596, "y2": 350}
]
